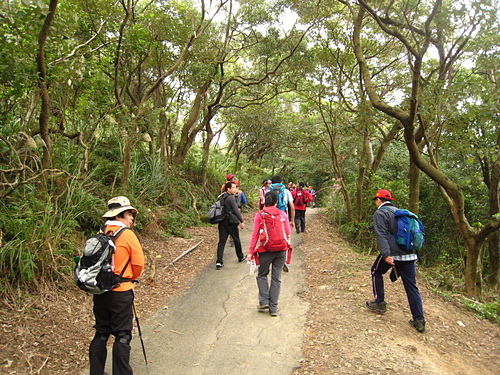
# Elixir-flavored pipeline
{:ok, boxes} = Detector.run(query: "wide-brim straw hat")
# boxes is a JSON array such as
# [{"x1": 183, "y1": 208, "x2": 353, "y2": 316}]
[{"x1": 102, "y1": 196, "x2": 138, "y2": 218}]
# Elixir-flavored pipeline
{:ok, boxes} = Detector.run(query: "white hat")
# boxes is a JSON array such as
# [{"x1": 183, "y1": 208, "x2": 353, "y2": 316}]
[{"x1": 102, "y1": 196, "x2": 138, "y2": 218}]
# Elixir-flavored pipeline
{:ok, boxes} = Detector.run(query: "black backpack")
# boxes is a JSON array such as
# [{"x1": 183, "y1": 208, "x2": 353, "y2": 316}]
[
  {"x1": 74, "y1": 226, "x2": 131, "y2": 294},
  {"x1": 207, "y1": 194, "x2": 227, "y2": 224}
]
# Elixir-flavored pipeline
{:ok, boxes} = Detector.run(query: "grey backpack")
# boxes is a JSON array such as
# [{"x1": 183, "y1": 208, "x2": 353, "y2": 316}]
[
  {"x1": 74, "y1": 226, "x2": 130, "y2": 294},
  {"x1": 207, "y1": 194, "x2": 227, "y2": 224}
]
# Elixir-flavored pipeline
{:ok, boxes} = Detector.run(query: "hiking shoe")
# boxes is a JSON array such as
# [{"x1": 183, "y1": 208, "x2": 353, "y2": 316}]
[
  {"x1": 257, "y1": 304, "x2": 269, "y2": 312},
  {"x1": 366, "y1": 300, "x2": 387, "y2": 313},
  {"x1": 283, "y1": 264, "x2": 289, "y2": 272},
  {"x1": 270, "y1": 311, "x2": 278, "y2": 317},
  {"x1": 410, "y1": 319, "x2": 426, "y2": 333},
  {"x1": 238, "y1": 255, "x2": 247, "y2": 263},
  {"x1": 216, "y1": 263, "x2": 224, "y2": 270}
]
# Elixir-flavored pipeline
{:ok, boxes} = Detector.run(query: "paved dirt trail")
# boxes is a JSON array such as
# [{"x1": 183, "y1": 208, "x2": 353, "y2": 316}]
[{"x1": 128, "y1": 210, "x2": 309, "y2": 374}]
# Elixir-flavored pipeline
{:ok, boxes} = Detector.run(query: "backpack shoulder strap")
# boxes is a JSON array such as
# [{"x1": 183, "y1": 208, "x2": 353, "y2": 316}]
[
  {"x1": 109, "y1": 226, "x2": 132, "y2": 280},
  {"x1": 112, "y1": 226, "x2": 131, "y2": 239},
  {"x1": 379, "y1": 205, "x2": 397, "y2": 213},
  {"x1": 101, "y1": 225, "x2": 131, "y2": 239}
]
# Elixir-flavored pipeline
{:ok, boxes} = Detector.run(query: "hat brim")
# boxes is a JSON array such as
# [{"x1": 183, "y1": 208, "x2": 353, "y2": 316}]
[
  {"x1": 102, "y1": 206, "x2": 138, "y2": 218},
  {"x1": 373, "y1": 196, "x2": 395, "y2": 200}
]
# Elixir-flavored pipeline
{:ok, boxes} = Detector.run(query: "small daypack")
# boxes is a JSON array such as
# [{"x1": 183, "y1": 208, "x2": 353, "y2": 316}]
[
  {"x1": 74, "y1": 226, "x2": 131, "y2": 294},
  {"x1": 259, "y1": 207, "x2": 290, "y2": 251},
  {"x1": 294, "y1": 189, "x2": 306, "y2": 206},
  {"x1": 381, "y1": 206, "x2": 425, "y2": 251},
  {"x1": 207, "y1": 194, "x2": 227, "y2": 224},
  {"x1": 269, "y1": 184, "x2": 287, "y2": 212}
]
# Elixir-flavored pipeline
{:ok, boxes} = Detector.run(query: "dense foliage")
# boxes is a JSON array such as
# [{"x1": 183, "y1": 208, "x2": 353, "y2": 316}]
[{"x1": 0, "y1": 0, "x2": 498, "y2": 303}]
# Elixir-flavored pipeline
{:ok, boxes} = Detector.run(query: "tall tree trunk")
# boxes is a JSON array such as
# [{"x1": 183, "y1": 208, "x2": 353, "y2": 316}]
[
  {"x1": 355, "y1": 126, "x2": 370, "y2": 221},
  {"x1": 159, "y1": 115, "x2": 172, "y2": 174},
  {"x1": 171, "y1": 80, "x2": 211, "y2": 166},
  {"x1": 201, "y1": 131, "x2": 214, "y2": 187},
  {"x1": 327, "y1": 130, "x2": 353, "y2": 221},
  {"x1": 488, "y1": 146, "x2": 500, "y2": 287},
  {"x1": 465, "y1": 237, "x2": 484, "y2": 297},
  {"x1": 36, "y1": 0, "x2": 59, "y2": 171},
  {"x1": 408, "y1": 161, "x2": 420, "y2": 214},
  {"x1": 121, "y1": 131, "x2": 133, "y2": 190}
]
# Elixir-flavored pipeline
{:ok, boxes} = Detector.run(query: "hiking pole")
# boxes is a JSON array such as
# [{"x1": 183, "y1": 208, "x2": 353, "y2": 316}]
[{"x1": 132, "y1": 300, "x2": 149, "y2": 372}]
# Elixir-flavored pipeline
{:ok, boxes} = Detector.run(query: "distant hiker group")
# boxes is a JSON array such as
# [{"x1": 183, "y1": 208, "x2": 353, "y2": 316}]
[
  {"x1": 208, "y1": 174, "x2": 317, "y2": 318},
  {"x1": 212, "y1": 174, "x2": 318, "y2": 272}
]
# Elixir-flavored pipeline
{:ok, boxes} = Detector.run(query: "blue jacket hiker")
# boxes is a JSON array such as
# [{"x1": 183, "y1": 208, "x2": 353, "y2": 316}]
[{"x1": 269, "y1": 175, "x2": 295, "y2": 228}]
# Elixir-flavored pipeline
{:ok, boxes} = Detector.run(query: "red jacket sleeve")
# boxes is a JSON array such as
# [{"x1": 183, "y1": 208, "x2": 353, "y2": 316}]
[{"x1": 249, "y1": 212, "x2": 263, "y2": 254}]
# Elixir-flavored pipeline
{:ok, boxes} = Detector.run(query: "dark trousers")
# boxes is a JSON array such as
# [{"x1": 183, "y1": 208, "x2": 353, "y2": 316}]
[
  {"x1": 370, "y1": 254, "x2": 425, "y2": 321},
  {"x1": 216, "y1": 219, "x2": 244, "y2": 264},
  {"x1": 257, "y1": 251, "x2": 287, "y2": 313},
  {"x1": 294, "y1": 209, "x2": 306, "y2": 233},
  {"x1": 90, "y1": 289, "x2": 134, "y2": 375}
]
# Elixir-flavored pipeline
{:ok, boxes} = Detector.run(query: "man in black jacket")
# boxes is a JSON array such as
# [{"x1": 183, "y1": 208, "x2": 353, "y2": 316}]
[
  {"x1": 215, "y1": 181, "x2": 246, "y2": 269},
  {"x1": 366, "y1": 189, "x2": 426, "y2": 333}
]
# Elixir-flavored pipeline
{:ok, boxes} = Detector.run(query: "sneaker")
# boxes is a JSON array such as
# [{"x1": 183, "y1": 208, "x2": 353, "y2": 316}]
[
  {"x1": 410, "y1": 319, "x2": 426, "y2": 333},
  {"x1": 257, "y1": 304, "x2": 269, "y2": 312},
  {"x1": 216, "y1": 263, "x2": 224, "y2": 270},
  {"x1": 283, "y1": 264, "x2": 289, "y2": 272},
  {"x1": 366, "y1": 300, "x2": 387, "y2": 313},
  {"x1": 270, "y1": 311, "x2": 278, "y2": 317},
  {"x1": 238, "y1": 255, "x2": 247, "y2": 263}
]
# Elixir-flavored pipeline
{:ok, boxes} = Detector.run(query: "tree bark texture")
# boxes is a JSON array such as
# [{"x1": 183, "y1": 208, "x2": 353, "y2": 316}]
[
  {"x1": 37, "y1": 0, "x2": 59, "y2": 171},
  {"x1": 487, "y1": 141, "x2": 500, "y2": 287}
]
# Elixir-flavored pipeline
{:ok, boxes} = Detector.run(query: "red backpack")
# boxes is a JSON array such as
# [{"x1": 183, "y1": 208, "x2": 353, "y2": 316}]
[
  {"x1": 294, "y1": 189, "x2": 305, "y2": 206},
  {"x1": 259, "y1": 207, "x2": 289, "y2": 251}
]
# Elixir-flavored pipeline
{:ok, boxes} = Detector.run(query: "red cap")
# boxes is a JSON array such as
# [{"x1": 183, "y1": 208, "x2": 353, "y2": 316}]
[
  {"x1": 226, "y1": 174, "x2": 235, "y2": 180},
  {"x1": 373, "y1": 189, "x2": 394, "y2": 200}
]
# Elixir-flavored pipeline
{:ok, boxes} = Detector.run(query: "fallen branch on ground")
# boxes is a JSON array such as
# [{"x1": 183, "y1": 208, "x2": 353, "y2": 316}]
[{"x1": 163, "y1": 240, "x2": 204, "y2": 269}]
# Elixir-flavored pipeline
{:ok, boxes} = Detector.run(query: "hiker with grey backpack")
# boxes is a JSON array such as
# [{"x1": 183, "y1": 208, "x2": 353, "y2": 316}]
[
  {"x1": 75, "y1": 196, "x2": 145, "y2": 374},
  {"x1": 215, "y1": 181, "x2": 246, "y2": 270},
  {"x1": 366, "y1": 189, "x2": 426, "y2": 333}
]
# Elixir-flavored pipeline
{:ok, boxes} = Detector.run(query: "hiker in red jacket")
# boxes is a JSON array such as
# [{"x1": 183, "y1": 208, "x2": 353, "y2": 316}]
[
  {"x1": 291, "y1": 182, "x2": 313, "y2": 234},
  {"x1": 247, "y1": 191, "x2": 291, "y2": 317}
]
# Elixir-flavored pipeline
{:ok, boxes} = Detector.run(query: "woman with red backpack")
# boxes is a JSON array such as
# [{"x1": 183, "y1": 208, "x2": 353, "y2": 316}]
[
  {"x1": 292, "y1": 182, "x2": 313, "y2": 233},
  {"x1": 247, "y1": 191, "x2": 292, "y2": 317}
]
